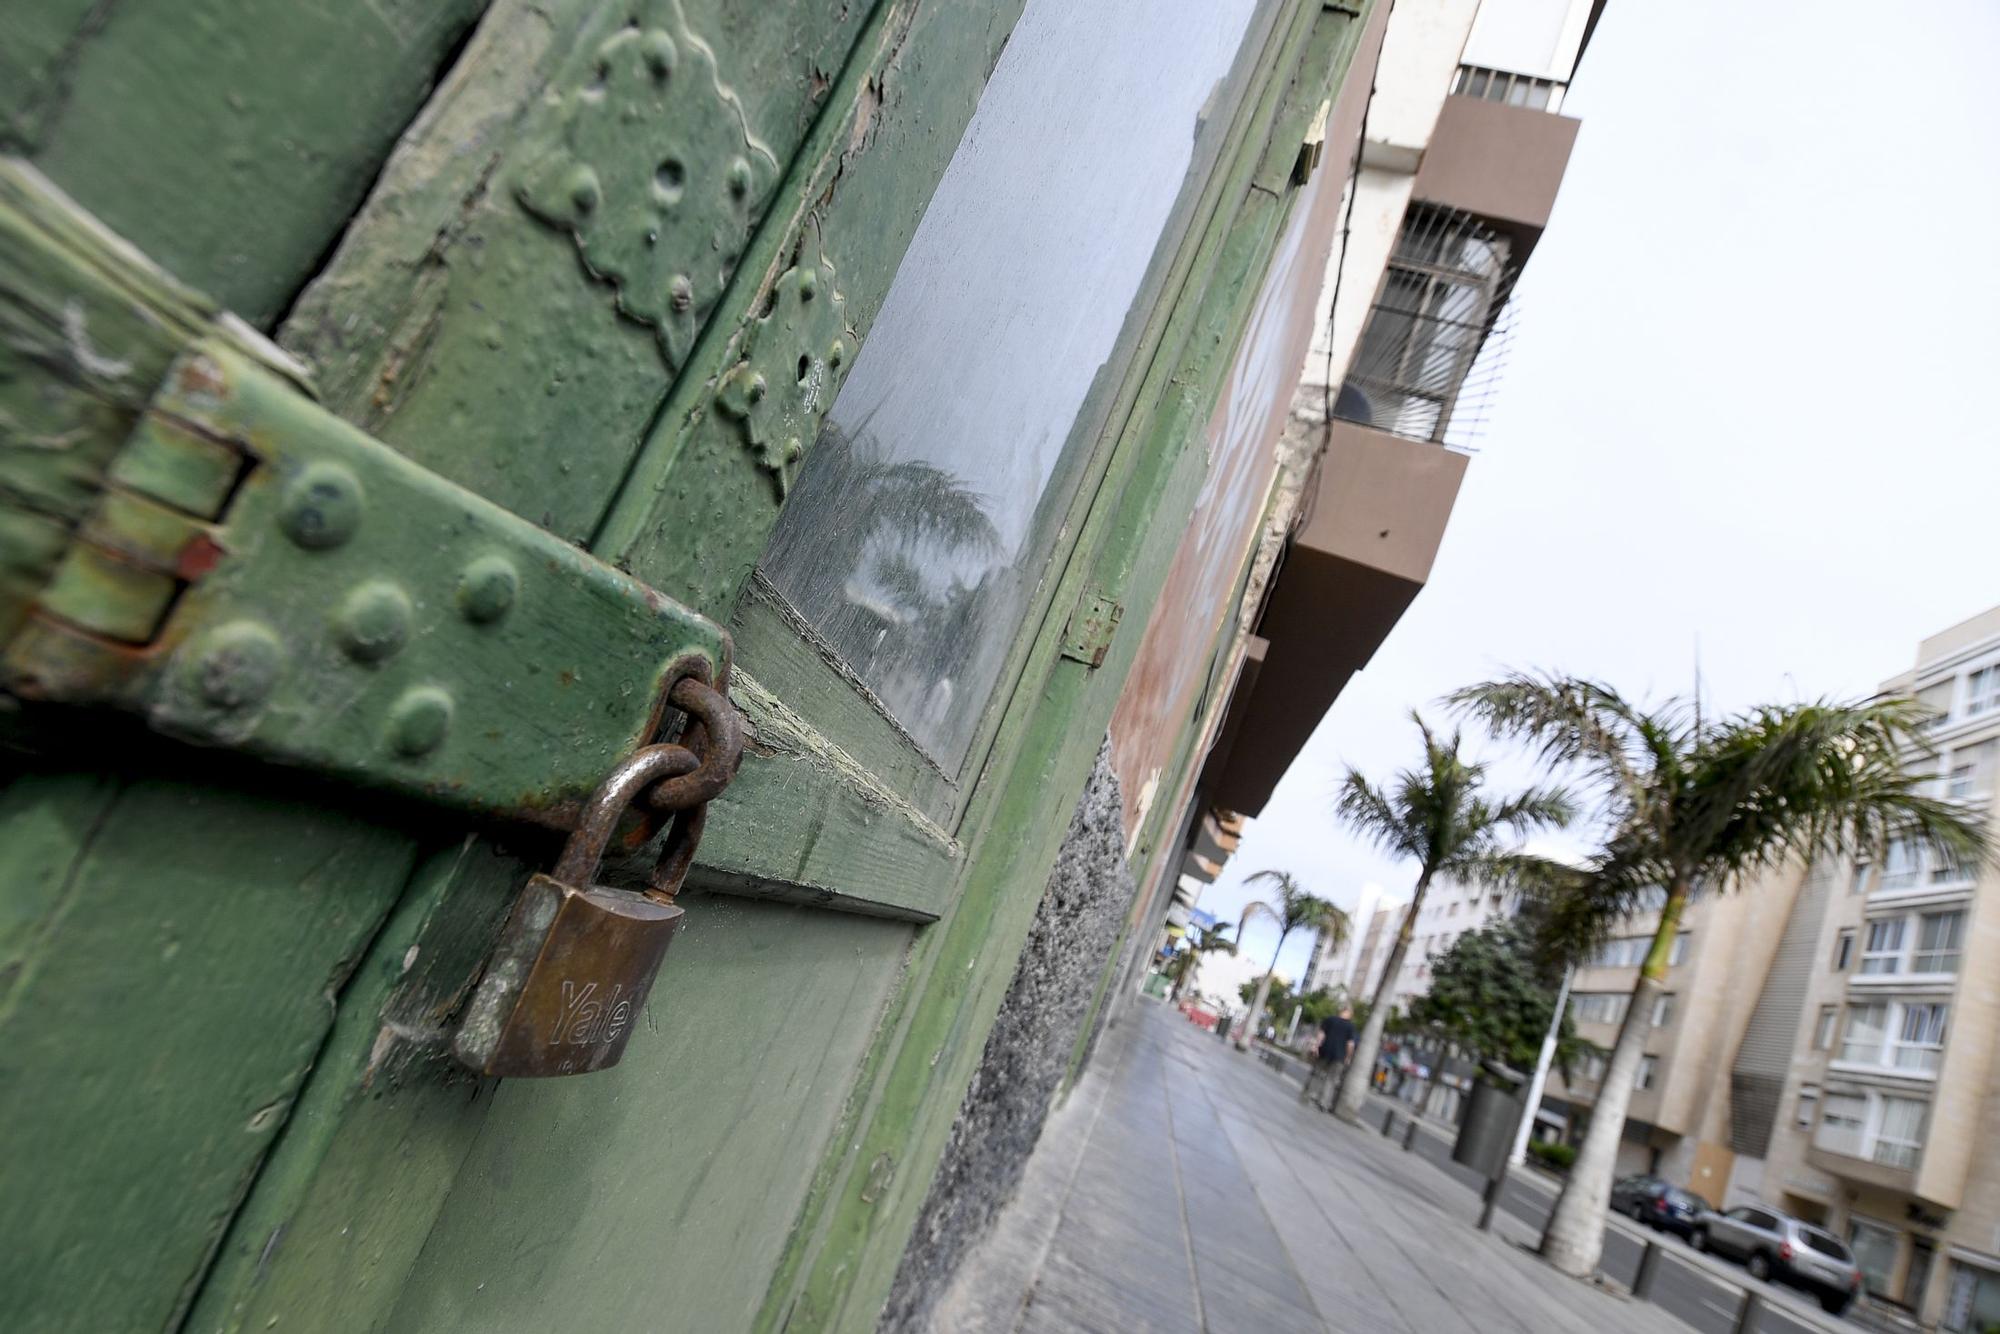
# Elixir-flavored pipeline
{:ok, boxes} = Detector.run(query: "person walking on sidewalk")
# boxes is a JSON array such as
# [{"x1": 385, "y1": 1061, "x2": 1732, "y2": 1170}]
[{"x1": 1301, "y1": 1006, "x2": 1356, "y2": 1111}]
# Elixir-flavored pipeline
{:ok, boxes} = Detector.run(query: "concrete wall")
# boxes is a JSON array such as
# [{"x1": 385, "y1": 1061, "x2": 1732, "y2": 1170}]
[{"x1": 879, "y1": 743, "x2": 1139, "y2": 1334}]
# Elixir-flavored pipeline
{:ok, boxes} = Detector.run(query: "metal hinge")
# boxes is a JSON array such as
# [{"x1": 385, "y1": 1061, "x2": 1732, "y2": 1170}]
[
  {"x1": 3, "y1": 340, "x2": 729, "y2": 829},
  {"x1": 1060, "y1": 586, "x2": 1123, "y2": 669},
  {"x1": 1294, "y1": 98, "x2": 1333, "y2": 186}
]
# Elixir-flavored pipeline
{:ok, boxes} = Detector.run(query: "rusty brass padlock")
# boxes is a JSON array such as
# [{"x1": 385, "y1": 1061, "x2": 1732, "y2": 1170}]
[
  {"x1": 454, "y1": 674, "x2": 741, "y2": 1078},
  {"x1": 454, "y1": 745, "x2": 702, "y2": 1078}
]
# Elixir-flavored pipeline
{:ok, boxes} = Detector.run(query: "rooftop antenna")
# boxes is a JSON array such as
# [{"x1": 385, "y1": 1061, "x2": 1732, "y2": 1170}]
[{"x1": 1693, "y1": 633, "x2": 1703, "y2": 740}]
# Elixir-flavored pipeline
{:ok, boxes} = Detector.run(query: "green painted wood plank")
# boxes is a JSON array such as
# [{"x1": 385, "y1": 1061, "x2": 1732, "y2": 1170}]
[
  {"x1": 183, "y1": 837, "x2": 525, "y2": 1334},
  {"x1": 0, "y1": 771, "x2": 419, "y2": 1333},
  {"x1": 16, "y1": 0, "x2": 492, "y2": 327},
  {"x1": 380, "y1": 897, "x2": 915, "y2": 1334}
]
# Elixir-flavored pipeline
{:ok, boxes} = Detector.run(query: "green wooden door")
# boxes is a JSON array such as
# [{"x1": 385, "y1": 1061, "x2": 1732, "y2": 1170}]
[{"x1": 0, "y1": 0, "x2": 1370, "y2": 1329}]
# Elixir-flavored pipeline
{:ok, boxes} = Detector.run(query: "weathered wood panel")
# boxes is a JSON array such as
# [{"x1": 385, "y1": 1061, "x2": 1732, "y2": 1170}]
[
  {"x1": 0, "y1": 768, "x2": 418, "y2": 1332},
  {"x1": 381, "y1": 898, "x2": 914, "y2": 1334},
  {"x1": 7, "y1": 0, "x2": 492, "y2": 327}
]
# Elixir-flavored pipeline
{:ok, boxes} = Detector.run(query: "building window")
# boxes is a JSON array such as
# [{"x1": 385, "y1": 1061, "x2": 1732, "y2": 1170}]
[
  {"x1": 1337, "y1": 207, "x2": 1512, "y2": 446},
  {"x1": 1850, "y1": 862, "x2": 1874, "y2": 895},
  {"x1": 1817, "y1": 1094, "x2": 1867, "y2": 1156},
  {"x1": 1838, "y1": 1001, "x2": 1948, "y2": 1076},
  {"x1": 1947, "y1": 740, "x2": 1996, "y2": 800},
  {"x1": 1913, "y1": 910, "x2": 1966, "y2": 973},
  {"x1": 1796, "y1": 1084, "x2": 1820, "y2": 1128},
  {"x1": 1894, "y1": 1004, "x2": 1949, "y2": 1074},
  {"x1": 1879, "y1": 839, "x2": 1922, "y2": 891},
  {"x1": 1861, "y1": 918, "x2": 1907, "y2": 974},
  {"x1": 1850, "y1": 1217, "x2": 1902, "y2": 1295},
  {"x1": 1572, "y1": 993, "x2": 1629, "y2": 1026},
  {"x1": 1635, "y1": 1055, "x2": 1658, "y2": 1091},
  {"x1": 1813, "y1": 1005, "x2": 1838, "y2": 1050},
  {"x1": 1967, "y1": 664, "x2": 2000, "y2": 718},
  {"x1": 1579, "y1": 1051, "x2": 1608, "y2": 1083},
  {"x1": 1917, "y1": 678, "x2": 1954, "y2": 732},
  {"x1": 1450, "y1": 63, "x2": 1564, "y2": 111},
  {"x1": 1840, "y1": 1003, "x2": 1889, "y2": 1065},
  {"x1": 1859, "y1": 909, "x2": 1966, "y2": 976},
  {"x1": 1652, "y1": 993, "x2": 1675, "y2": 1028},
  {"x1": 1817, "y1": 1091, "x2": 1926, "y2": 1172},
  {"x1": 1588, "y1": 933, "x2": 1691, "y2": 968},
  {"x1": 1834, "y1": 929, "x2": 1855, "y2": 970},
  {"x1": 1945, "y1": 1259, "x2": 2000, "y2": 1331}
]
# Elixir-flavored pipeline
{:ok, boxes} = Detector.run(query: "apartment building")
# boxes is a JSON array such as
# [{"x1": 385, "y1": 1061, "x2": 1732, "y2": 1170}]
[
  {"x1": 1723, "y1": 608, "x2": 2000, "y2": 1330},
  {"x1": 1373, "y1": 874, "x2": 1520, "y2": 1013},
  {"x1": 1127, "y1": 0, "x2": 1601, "y2": 1018},
  {"x1": 1342, "y1": 902, "x2": 1410, "y2": 1002}
]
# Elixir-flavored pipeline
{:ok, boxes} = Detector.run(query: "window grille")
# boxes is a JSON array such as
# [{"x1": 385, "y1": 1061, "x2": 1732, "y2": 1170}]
[
  {"x1": 1337, "y1": 207, "x2": 1515, "y2": 447},
  {"x1": 1452, "y1": 64, "x2": 1565, "y2": 111}
]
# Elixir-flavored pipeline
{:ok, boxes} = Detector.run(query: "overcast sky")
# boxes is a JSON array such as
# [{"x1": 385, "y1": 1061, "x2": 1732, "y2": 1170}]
[{"x1": 1199, "y1": 0, "x2": 2000, "y2": 987}]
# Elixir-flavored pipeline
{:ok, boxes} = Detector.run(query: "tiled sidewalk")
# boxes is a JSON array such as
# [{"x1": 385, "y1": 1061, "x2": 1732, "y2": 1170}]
[{"x1": 936, "y1": 999, "x2": 1690, "y2": 1334}]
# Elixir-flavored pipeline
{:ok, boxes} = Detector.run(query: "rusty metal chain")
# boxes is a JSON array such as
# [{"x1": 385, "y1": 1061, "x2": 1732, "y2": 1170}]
[{"x1": 571, "y1": 666, "x2": 744, "y2": 902}]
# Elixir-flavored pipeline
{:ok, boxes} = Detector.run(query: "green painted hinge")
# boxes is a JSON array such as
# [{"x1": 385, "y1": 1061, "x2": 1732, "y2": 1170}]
[
  {"x1": 1059, "y1": 587, "x2": 1123, "y2": 669},
  {"x1": 3, "y1": 340, "x2": 729, "y2": 829}
]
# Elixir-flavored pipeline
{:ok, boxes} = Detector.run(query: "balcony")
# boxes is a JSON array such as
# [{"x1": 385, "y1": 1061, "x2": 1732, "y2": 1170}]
[
  {"x1": 1412, "y1": 94, "x2": 1580, "y2": 265},
  {"x1": 1207, "y1": 421, "x2": 1466, "y2": 815},
  {"x1": 1806, "y1": 1143, "x2": 1920, "y2": 1194}
]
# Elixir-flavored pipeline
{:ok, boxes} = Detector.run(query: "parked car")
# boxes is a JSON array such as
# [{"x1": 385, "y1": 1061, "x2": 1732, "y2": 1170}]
[
  {"x1": 1608, "y1": 1174, "x2": 1712, "y2": 1240},
  {"x1": 1692, "y1": 1203, "x2": 1863, "y2": 1315}
]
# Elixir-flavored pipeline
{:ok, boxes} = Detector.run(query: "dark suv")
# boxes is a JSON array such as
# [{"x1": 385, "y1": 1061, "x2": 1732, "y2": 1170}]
[
  {"x1": 1693, "y1": 1203, "x2": 1863, "y2": 1315},
  {"x1": 1608, "y1": 1174, "x2": 1712, "y2": 1240}
]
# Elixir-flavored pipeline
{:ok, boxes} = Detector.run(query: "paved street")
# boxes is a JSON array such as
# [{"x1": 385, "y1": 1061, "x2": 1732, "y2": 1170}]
[
  {"x1": 1375, "y1": 1102, "x2": 1846, "y2": 1334},
  {"x1": 937, "y1": 999, "x2": 1768, "y2": 1334}
]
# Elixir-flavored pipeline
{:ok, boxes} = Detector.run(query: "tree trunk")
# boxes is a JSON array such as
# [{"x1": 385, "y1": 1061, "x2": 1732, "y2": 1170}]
[
  {"x1": 1235, "y1": 929, "x2": 1290, "y2": 1050},
  {"x1": 1334, "y1": 871, "x2": 1431, "y2": 1122},
  {"x1": 1538, "y1": 882, "x2": 1688, "y2": 1277}
]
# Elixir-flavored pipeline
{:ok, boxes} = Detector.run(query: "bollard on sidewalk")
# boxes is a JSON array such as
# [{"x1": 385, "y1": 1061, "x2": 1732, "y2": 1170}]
[
  {"x1": 1382, "y1": 1108, "x2": 1398, "y2": 1138},
  {"x1": 1631, "y1": 1241, "x2": 1662, "y2": 1300},
  {"x1": 1730, "y1": 1290, "x2": 1762, "y2": 1334},
  {"x1": 1402, "y1": 1117, "x2": 1420, "y2": 1151}
]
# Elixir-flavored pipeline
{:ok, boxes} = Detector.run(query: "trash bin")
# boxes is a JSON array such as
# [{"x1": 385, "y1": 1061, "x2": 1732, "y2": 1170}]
[
  {"x1": 1452, "y1": 1061, "x2": 1526, "y2": 1178},
  {"x1": 1214, "y1": 1014, "x2": 1232, "y2": 1042}
]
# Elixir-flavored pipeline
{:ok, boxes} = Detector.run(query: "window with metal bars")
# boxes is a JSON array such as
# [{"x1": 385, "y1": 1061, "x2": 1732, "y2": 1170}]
[
  {"x1": 1337, "y1": 207, "x2": 1513, "y2": 445},
  {"x1": 1452, "y1": 64, "x2": 1564, "y2": 111}
]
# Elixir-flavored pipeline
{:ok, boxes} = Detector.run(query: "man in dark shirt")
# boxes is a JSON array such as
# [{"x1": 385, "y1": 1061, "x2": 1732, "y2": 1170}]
[{"x1": 1302, "y1": 1006, "x2": 1356, "y2": 1111}]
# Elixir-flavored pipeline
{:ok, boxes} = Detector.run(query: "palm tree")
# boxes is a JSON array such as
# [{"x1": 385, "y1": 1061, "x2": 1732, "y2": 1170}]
[
  {"x1": 1166, "y1": 921, "x2": 1235, "y2": 1001},
  {"x1": 1330, "y1": 712, "x2": 1576, "y2": 1122},
  {"x1": 1451, "y1": 672, "x2": 1988, "y2": 1279},
  {"x1": 1231, "y1": 871, "x2": 1349, "y2": 1051}
]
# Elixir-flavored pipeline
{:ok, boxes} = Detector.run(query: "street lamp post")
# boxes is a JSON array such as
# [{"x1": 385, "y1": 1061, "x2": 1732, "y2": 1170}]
[{"x1": 1509, "y1": 963, "x2": 1574, "y2": 1167}]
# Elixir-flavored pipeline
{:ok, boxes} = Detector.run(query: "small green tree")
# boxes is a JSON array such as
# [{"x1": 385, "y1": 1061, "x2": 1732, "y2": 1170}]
[{"x1": 1405, "y1": 919, "x2": 1592, "y2": 1076}]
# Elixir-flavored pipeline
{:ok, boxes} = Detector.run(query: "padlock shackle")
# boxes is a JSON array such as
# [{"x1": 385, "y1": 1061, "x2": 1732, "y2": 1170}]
[{"x1": 554, "y1": 744, "x2": 700, "y2": 888}]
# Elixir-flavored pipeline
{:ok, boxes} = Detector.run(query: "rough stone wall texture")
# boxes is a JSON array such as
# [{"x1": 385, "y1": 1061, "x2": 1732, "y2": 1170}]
[{"x1": 877, "y1": 739, "x2": 1137, "y2": 1334}]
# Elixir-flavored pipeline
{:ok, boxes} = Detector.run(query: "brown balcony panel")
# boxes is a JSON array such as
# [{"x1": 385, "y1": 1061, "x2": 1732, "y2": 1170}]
[
  {"x1": 1414, "y1": 95, "x2": 1581, "y2": 261},
  {"x1": 1210, "y1": 422, "x2": 1467, "y2": 815}
]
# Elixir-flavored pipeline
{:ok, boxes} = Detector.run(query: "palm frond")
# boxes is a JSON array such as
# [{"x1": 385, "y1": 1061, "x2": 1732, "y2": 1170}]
[
  {"x1": 1333, "y1": 773, "x2": 1417, "y2": 859},
  {"x1": 1684, "y1": 698, "x2": 1988, "y2": 888},
  {"x1": 1447, "y1": 671, "x2": 1654, "y2": 803}
]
